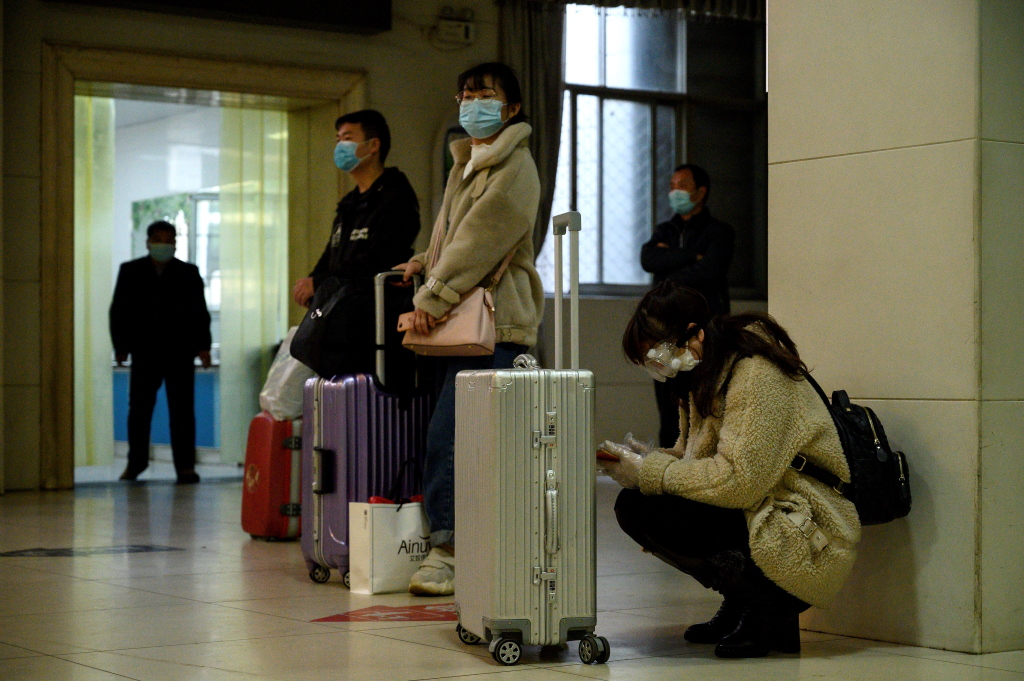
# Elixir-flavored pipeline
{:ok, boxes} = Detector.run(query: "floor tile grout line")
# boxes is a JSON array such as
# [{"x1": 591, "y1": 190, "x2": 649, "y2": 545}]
[
  {"x1": 13, "y1": 626, "x2": 357, "y2": 658},
  {"x1": 33, "y1": 653, "x2": 142, "y2": 681},
  {"x1": 804, "y1": 637, "x2": 1024, "y2": 675},
  {"x1": 360, "y1": 625, "x2": 716, "y2": 674},
  {"x1": 357, "y1": 628, "x2": 494, "y2": 660},
  {"x1": 56, "y1": 649, "x2": 290, "y2": 681},
  {"x1": 406, "y1": 663, "x2": 580, "y2": 681},
  {"x1": 853, "y1": 642, "x2": 1024, "y2": 674},
  {"x1": 0, "y1": 593, "x2": 360, "y2": 620}
]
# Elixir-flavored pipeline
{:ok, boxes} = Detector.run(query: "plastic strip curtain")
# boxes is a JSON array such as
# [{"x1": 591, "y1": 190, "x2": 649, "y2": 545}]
[
  {"x1": 74, "y1": 96, "x2": 116, "y2": 467},
  {"x1": 218, "y1": 108, "x2": 289, "y2": 464}
]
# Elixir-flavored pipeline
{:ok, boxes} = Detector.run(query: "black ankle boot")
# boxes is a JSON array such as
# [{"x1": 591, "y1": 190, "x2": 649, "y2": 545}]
[
  {"x1": 684, "y1": 597, "x2": 744, "y2": 644},
  {"x1": 714, "y1": 608, "x2": 801, "y2": 658}
]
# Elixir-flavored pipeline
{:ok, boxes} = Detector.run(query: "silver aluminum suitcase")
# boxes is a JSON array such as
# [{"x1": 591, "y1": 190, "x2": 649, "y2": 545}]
[{"x1": 454, "y1": 212, "x2": 608, "y2": 666}]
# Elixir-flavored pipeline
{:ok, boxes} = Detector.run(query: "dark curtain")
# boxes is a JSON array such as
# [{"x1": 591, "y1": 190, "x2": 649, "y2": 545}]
[
  {"x1": 498, "y1": 0, "x2": 567, "y2": 257},
  {"x1": 528, "y1": 0, "x2": 764, "y2": 21}
]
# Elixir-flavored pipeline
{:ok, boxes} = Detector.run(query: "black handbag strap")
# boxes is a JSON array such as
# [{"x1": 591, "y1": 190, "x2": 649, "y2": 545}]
[
  {"x1": 791, "y1": 372, "x2": 850, "y2": 496},
  {"x1": 385, "y1": 458, "x2": 422, "y2": 504}
]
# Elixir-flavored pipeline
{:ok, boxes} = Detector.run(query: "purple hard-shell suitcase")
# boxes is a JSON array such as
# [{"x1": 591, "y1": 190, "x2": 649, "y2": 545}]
[{"x1": 301, "y1": 271, "x2": 431, "y2": 586}]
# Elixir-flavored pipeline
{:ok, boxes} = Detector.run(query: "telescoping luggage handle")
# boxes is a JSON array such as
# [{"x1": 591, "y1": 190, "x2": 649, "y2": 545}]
[
  {"x1": 374, "y1": 271, "x2": 422, "y2": 387},
  {"x1": 551, "y1": 211, "x2": 582, "y2": 371}
]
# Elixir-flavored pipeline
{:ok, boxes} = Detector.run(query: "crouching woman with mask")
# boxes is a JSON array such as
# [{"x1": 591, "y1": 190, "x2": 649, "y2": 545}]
[{"x1": 600, "y1": 281, "x2": 860, "y2": 658}]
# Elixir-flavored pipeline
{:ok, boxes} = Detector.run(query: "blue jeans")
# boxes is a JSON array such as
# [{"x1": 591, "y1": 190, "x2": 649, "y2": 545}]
[{"x1": 422, "y1": 343, "x2": 526, "y2": 548}]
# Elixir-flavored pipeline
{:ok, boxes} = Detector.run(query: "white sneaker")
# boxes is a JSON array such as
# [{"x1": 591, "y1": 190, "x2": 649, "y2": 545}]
[{"x1": 409, "y1": 546, "x2": 454, "y2": 596}]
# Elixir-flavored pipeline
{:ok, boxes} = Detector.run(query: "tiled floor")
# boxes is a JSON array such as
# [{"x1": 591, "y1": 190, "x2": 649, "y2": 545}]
[
  {"x1": 2, "y1": 478, "x2": 1022, "y2": 680},
  {"x1": 75, "y1": 456, "x2": 244, "y2": 484}
]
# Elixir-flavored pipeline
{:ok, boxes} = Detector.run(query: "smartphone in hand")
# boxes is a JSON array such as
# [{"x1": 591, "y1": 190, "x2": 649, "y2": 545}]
[{"x1": 397, "y1": 312, "x2": 415, "y2": 332}]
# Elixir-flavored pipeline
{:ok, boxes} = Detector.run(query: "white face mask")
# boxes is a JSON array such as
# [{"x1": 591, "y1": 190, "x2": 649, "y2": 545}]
[{"x1": 644, "y1": 341, "x2": 700, "y2": 382}]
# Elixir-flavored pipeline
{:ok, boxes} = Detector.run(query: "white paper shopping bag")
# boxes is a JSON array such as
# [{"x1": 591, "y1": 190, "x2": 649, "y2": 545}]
[{"x1": 349, "y1": 502, "x2": 431, "y2": 594}]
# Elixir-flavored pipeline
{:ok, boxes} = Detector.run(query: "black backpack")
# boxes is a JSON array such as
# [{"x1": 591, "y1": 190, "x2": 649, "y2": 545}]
[{"x1": 791, "y1": 374, "x2": 912, "y2": 526}]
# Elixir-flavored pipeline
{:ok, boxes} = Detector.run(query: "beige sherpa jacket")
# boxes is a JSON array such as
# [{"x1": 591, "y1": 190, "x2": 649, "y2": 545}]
[
  {"x1": 410, "y1": 122, "x2": 543, "y2": 347},
  {"x1": 637, "y1": 354, "x2": 861, "y2": 608}
]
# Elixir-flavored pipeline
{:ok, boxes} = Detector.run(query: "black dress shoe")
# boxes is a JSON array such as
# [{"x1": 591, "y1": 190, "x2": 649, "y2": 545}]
[
  {"x1": 714, "y1": 608, "x2": 801, "y2": 658},
  {"x1": 119, "y1": 466, "x2": 146, "y2": 481},
  {"x1": 684, "y1": 598, "x2": 745, "y2": 644},
  {"x1": 176, "y1": 471, "x2": 201, "y2": 485}
]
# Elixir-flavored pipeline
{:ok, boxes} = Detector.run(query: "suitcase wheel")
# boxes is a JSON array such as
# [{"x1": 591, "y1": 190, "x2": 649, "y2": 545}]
[
  {"x1": 456, "y1": 624, "x2": 481, "y2": 645},
  {"x1": 491, "y1": 638, "x2": 521, "y2": 666},
  {"x1": 579, "y1": 635, "x2": 610, "y2": 665},
  {"x1": 343, "y1": 571, "x2": 351, "y2": 589},
  {"x1": 309, "y1": 566, "x2": 331, "y2": 584}
]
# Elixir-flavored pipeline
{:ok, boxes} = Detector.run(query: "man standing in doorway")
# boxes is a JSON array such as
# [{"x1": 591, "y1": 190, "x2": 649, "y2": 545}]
[
  {"x1": 640, "y1": 163, "x2": 735, "y2": 447},
  {"x1": 290, "y1": 109, "x2": 421, "y2": 378},
  {"x1": 110, "y1": 220, "x2": 212, "y2": 484}
]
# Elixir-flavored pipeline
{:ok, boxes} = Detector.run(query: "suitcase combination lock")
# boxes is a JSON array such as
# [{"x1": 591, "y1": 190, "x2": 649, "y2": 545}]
[{"x1": 533, "y1": 566, "x2": 557, "y2": 602}]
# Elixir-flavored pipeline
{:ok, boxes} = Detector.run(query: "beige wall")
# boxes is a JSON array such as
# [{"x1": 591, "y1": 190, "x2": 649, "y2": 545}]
[
  {"x1": 769, "y1": 0, "x2": 1024, "y2": 653},
  {"x1": 1, "y1": 0, "x2": 499, "y2": 490}
]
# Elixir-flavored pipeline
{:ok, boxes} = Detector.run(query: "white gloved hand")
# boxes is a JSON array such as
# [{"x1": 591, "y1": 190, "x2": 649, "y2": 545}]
[{"x1": 597, "y1": 433, "x2": 651, "y2": 489}]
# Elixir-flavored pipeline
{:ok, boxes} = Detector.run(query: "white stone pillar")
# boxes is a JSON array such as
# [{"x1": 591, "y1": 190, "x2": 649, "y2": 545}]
[{"x1": 768, "y1": 0, "x2": 1024, "y2": 653}]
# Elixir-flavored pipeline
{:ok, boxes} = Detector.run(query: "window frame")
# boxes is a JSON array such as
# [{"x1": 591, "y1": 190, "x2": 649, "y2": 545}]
[{"x1": 556, "y1": 82, "x2": 765, "y2": 298}]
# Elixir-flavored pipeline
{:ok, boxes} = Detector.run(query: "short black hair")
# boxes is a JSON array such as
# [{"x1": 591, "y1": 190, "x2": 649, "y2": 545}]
[
  {"x1": 335, "y1": 109, "x2": 392, "y2": 164},
  {"x1": 457, "y1": 62, "x2": 528, "y2": 125},
  {"x1": 146, "y1": 220, "x2": 177, "y2": 239},
  {"x1": 674, "y1": 163, "x2": 711, "y2": 201}
]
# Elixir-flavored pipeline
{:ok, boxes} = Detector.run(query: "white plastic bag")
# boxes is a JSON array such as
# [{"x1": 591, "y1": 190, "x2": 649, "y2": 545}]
[
  {"x1": 259, "y1": 327, "x2": 316, "y2": 421},
  {"x1": 348, "y1": 502, "x2": 431, "y2": 594}
]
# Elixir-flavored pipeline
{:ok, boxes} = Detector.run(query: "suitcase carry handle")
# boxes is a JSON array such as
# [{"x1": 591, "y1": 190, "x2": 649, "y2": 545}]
[
  {"x1": 312, "y1": 447, "x2": 335, "y2": 495},
  {"x1": 545, "y1": 469, "x2": 559, "y2": 554},
  {"x1": 374, "y1": 270, "x2": 422, "y2": 387},
  {"x1": 551, "y1": 212, "x2": 581, "y2": 370}
]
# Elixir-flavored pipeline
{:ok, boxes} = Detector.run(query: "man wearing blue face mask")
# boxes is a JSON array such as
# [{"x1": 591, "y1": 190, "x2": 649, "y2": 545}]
[
  {"x1": 110, "y1": 220, "x2": 212, "y2": 484},
  {"x1": 640, "y1": 163, "x2": 734, "y2": 447},
  {"x1": 290, "y1": 109, "x2": 420, "y2": 378}
]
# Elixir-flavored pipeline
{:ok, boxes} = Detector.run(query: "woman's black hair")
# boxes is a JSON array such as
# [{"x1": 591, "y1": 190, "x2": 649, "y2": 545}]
[
  {"x1": 623, "y1": 281, "x2": 808, "y2": 418},
  {"x1": 457, "y1": 62, "x2": 528, "y2": 125}
]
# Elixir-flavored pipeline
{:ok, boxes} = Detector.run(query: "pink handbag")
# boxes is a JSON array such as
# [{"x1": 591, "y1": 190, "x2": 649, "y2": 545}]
[{"x1": 400, "y1": 251, "x2": 515, "y2": 357}]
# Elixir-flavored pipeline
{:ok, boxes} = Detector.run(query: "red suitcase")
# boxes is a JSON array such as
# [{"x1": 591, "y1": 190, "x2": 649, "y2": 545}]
[{"x1": 241, "y1": 412, "x2": 302, "y2": 540}]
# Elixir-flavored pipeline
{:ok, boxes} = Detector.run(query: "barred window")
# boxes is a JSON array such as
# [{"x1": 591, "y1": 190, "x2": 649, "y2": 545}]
[{"x1": 537, "y1": 5, "x2": 766, "y2": 299}]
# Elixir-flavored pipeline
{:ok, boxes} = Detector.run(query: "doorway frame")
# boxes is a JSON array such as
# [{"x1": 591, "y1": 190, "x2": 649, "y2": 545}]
[{"x1": 41, "y1": 43, "x2": 365, "y2": 488}]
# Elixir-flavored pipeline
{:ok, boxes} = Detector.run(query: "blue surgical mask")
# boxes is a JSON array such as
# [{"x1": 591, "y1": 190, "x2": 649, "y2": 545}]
[
  {"x1": 149, "y1": 243, "x2": 175, "y2": 263},
  {"x1": 459, "y1": 99, "x2": 506, "y2": 139},
  {"x1": 669, "y1": 189, "x2": 696, "y2": 215},
  {"x1": 333, "y1": 140, "x2": 368, "y2": 172}
]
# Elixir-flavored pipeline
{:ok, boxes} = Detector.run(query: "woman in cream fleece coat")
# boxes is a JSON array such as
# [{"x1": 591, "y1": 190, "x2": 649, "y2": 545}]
[
  {"x1": 600, "y1": 282, "x2": 860, "y2": 659},
  {"x1": 396, "y1": 63, "x2": 543, "y2": 597}
]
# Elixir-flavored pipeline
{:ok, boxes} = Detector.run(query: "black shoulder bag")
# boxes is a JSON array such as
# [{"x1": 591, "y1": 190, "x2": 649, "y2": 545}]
[{"x1": 289, "y1": 277, "x2": 362, "y2": 378}]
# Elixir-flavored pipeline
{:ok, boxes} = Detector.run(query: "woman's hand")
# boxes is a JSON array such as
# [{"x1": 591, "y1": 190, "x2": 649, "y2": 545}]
[
  {"x1": 596, "y1": 434, "x2": 651, "y2": 489},
  {"x1": 411, "y1": 309, "x2": 438, "y2": 335},
  {"x1": 394, "y1": 261, "x2": 424, "y2": 282}
]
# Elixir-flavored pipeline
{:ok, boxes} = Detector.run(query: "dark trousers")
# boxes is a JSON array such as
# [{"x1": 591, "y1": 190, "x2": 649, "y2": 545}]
[
  {"x1": 614, "y1": 488, "x2": 809, "y2": 612},
  {"x1": 654, "y1": 379, "x2": 681, "y2": 448},
  {"x1": 127, "y1": 356, "x2": 197, "y2": 474},
  {"x1": 421, "y1": 343, "x2": 526, "y2": 548}
]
